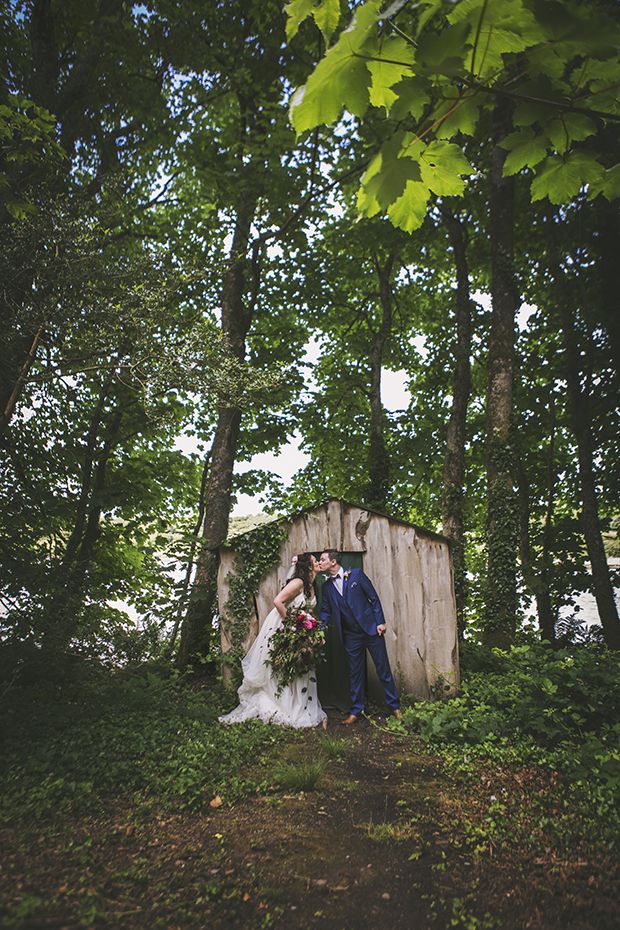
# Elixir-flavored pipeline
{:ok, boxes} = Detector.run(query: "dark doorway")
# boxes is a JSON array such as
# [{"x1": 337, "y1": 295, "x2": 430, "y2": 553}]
[{"x1": 315, "y1": 551, "x2": 364, "y2": 713}]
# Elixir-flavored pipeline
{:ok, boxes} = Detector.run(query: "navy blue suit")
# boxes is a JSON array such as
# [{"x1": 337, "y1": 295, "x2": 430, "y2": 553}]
[{"x1": 320, "y1": 568, "x2": 400, "y2": 717}]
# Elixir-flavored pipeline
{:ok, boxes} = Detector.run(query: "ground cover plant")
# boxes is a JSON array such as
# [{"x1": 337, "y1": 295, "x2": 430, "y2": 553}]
[
  {"x1": 1, "y1": 643, "x2": 619, "y2": 929},
  {"x1": 395, "y1": 639, "x2": 620, "y2": 851},
  {"x1": 0, "y1": 667, "x2": 289, "y2": 822}
]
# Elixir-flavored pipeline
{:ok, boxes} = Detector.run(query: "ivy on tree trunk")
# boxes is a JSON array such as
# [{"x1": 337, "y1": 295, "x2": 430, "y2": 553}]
[
  {"x1": 483, "y1": 100, "x2": 519, "y2": 648},
  {"x1": 439, "y1": 205, "x2": 472, "y2": 632}
]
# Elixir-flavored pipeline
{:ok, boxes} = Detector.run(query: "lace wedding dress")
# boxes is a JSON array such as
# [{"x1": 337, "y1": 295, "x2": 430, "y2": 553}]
[{"x1": 219, "y1": 592, "x2": 326, "y2": 728}]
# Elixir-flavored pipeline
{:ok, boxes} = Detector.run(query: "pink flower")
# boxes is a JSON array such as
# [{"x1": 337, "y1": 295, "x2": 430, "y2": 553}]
[{"x1": 304, "y1": 618, "x2": 313, "y2": 630}]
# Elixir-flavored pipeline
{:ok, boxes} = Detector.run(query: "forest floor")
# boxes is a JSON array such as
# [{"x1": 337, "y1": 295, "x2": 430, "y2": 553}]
[{"x1": 1, "y1": 712, "x2": 619, "y2": 930}]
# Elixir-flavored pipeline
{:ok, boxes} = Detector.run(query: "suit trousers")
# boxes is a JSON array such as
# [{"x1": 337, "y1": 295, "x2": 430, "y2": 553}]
[{"x1": 343, "y1": 627, "x2": 400, "y2": 717}]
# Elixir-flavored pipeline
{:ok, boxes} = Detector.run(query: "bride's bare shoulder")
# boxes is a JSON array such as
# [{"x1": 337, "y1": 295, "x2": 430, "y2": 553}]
[{"x1": 277, "y1": 577, "x2": 304, "y2": 602}]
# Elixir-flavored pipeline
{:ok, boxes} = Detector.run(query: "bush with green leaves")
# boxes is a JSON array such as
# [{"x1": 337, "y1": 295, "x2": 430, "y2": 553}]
[
  {"x1": 400, "y1": 640, "x2": 620, "y2": 832},
  {"x1": 0, "y1": 669, "x2": 287, "y2": 822}
]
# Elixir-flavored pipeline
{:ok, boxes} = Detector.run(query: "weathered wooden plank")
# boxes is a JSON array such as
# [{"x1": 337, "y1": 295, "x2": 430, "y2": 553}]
[
  {"x1": 326, "y1": 499, "x2": 344, "y2": 550},
  {"x1": 421, "y1": 539, "x2": 460, "y2": 694},
  {"x1": 390, "y1": 522, "x2": 429, "y2": 699}
]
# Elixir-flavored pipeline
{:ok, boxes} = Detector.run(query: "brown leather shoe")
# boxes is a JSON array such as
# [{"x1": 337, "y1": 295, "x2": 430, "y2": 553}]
[
  {"x1": 393, "y1": 709, "x2": 403, "y2": 720},
  {"x1": 342, "y1": 714, "x2": 358, "y2": 725}
]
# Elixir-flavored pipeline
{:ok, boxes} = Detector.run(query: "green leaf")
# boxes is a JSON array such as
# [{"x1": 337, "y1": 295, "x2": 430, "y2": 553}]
[
  {"x1": 290, "y1": 0, "x2": 381, "y2": 131},
  {"x1": 587, "y1": 163, "x2": 620, "y2": 202},
  {"x1": 416, "y1": 0, "x2": 445, "y2": 37},
  {"x1": 357, "y1": 131, "x2": 422, "y2": 216},
  {"x1": 434, "y1": 89, "x2": 481, "y2": 139},
  {"x1": 387, "y1": 180, "x2": 431, "y2": 232},
  {"x1": 531, "y1": 151, "x2": 605, "y2": 203},
  {"x1": 290, "y1": 56, "x2": 371, "y2": 131},
  {"x1": 500, "y1": 128, "x2": 549, "y2": 176},
  {"x1": 544, "y1": 114, "x2": 597, "y2": 154},
  {"x1": 5, "y1": 199, "x2": 38, "y2": 219},
  {"x1": 366, "y1": 36, "x2": 416, "y2": 111},
  {"x1": 362, "y1": 153, "x2": 422, "y2": 210},
  {"x1": 534, "y1": 1, "x2": 620, "y2": 58},
  {"x1": 583, "y1": 57, "x2": 620, "y2": 97},
  {"x1": 285, "y1": 0, "x2": 341, "y2": 44},
  {"x1": 284, "y1": 0, "x2": 316, "y2": 41},
  {"x1": 512, "y1": 76, "x2": 571, "y2": 127},
  {"x1": 525, "y1": 45, "x2": 568, "y2": 82},
  {"x1": 313, "y1": 0, "x2": 341, "y2": 44},
  {"x1": 450, "y1": 0, "x2": 542, "y2": 77},
  {"x1": 358, "y1": 136, "x2": 473, "y2": 221},
  {"x1": 418, "y1": 140, "x2": 475, "y2": 196},
  {"x1": 388, "y1": 76, "x2": 431, "y2": 121},
  {"x1": 513, "y1": 101, "x2": 559, "y2": 128},
  {"x1": 417, "y1": 21, "x2": 471, "y2": 76}
]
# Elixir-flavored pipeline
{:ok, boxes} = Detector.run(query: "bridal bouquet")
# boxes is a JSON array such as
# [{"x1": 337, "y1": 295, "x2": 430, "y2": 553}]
[{"x1": 266, "y1": 603, "x2": 325, "y2": 696}]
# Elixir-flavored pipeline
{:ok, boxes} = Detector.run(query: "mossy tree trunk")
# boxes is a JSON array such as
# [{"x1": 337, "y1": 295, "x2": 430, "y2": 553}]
[
  {"x1": 439, "y1": 206, "x2": 472, "y2": 632},
  {"x1": 483, "y1": 100, "x2": 520, "y2": 648}
]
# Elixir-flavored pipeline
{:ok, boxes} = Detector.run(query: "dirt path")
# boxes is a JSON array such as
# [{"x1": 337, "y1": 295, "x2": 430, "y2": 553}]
[{"x1": 1, "y1": 718, "x2": 618, "y2": 929}]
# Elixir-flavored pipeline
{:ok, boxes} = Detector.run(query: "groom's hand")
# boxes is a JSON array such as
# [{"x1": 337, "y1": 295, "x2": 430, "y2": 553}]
[{"x1": 376, "y1": 624, "x2": 386, "y2": 636}]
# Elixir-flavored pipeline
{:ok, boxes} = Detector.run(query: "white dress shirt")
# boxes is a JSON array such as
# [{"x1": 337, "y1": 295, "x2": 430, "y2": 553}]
[{"x1": 333, "y1": 569, "x2": 343, "y2": 596}]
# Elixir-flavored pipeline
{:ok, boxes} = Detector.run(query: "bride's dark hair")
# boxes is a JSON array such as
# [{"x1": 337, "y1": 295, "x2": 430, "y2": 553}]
[{"x1": 290, "y1": 552, "x2": 316, "y2": 601}]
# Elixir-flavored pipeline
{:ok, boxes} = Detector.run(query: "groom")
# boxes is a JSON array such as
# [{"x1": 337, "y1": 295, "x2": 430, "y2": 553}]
[{"x1": 319, "y1": 549, "x2": 401, "y2": 725}]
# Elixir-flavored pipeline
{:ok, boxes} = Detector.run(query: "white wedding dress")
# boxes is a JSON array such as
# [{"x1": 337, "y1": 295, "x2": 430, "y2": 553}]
[{"x1": 219, "y1": 593, "x2": 326, "y2": 728}]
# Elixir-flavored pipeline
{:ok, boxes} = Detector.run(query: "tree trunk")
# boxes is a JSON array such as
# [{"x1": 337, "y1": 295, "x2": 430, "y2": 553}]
[
  {"x1": 516, "y1": 435, "x2": 557, "y2": 646},
  {"x1": 439, "y1": 206, "x2": 472, "y2": 631},
  {"x1": 483, "y1": 99, "x2": 520, "y2": 649},
  {"x1": 366, "y1": 253, "x2": 395, "y2": 510},
  {"x1": 537, "y1": 394, "x2": 558, "y2": 644},
  {"x1": 545, "y1": 211, "x2": 620, "y2": 650},
  {"x1": 176, "y1": 186, "x2": 258, "y2": 668},
  {"x1": 0, "y1": 323, "x2": 45, "y2": 434},
  {"x1": 168, "y1": 452, "x2": 211, "y2": 655},
  {"x1": 43, "y1": 396, "x2": 124, "y2": 652},
  {"x1": 593, "y1": 196, "x2": 620, "y2": 392}
]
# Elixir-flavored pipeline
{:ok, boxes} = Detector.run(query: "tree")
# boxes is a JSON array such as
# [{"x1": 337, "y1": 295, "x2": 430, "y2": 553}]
[
  {"x1": 1, "y1": 1, "x2": 282, "y2": 668},
  {"x1": 437, "y1": 202, "x2": 473, "y2": 629},
  {"x1": 288, "y1": 0, "x2": 620, "y2": 225},
  {"x1": 543, "y1": 208, "x2": 620, "y2": 649},
  {"x1": 286, "y1": 0, "x2": 620, "y2": 644},
  {"x1": 159, "y1": 0, "x2": 332, "y2": 666}
]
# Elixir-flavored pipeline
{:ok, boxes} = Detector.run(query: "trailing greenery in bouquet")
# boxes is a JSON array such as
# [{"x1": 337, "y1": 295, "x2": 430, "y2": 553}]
[{"x1": 266, "y1": 602, "x2": 325, "y2": 696}]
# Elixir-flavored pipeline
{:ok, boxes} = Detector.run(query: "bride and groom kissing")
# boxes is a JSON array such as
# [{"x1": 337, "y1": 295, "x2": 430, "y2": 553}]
[{"x1": 220, "y1": 549, "x2": 402, "y2": 728}]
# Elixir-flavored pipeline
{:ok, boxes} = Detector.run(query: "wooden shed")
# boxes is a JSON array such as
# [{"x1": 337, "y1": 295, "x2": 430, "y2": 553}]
[{"x1": 218, "y1": 499, "x2": 459, "y2": 704}]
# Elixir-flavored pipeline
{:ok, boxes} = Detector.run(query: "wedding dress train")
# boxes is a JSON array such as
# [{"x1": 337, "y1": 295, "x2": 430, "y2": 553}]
[{"x1": 219, "y1": 593, "x2": 326, "y2": 728}]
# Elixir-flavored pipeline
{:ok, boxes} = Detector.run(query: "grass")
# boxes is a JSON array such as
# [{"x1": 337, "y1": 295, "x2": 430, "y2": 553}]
[
  {"x1": 271, "y1": 758, "x2": 329, "y2": 792},
  {"x1": 319, "y1": 733, "x2": 354, "y2": 759},
  {"x1": 364, "y1": 819, "x2": 422, "y2": 844}
]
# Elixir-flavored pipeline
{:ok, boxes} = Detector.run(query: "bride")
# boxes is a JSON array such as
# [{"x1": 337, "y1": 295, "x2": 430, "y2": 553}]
[{"x1": 219, "y1": 552, "x2": 327, "y2": 728}]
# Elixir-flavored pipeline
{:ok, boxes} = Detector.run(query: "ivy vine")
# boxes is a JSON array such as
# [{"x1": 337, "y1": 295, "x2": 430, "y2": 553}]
[
  {"x1": 484, "y1": 431, "x2": 519, "y2": 642},
  {"x1": 221, "y1": 520, "x2": 289, "y2": 673}
]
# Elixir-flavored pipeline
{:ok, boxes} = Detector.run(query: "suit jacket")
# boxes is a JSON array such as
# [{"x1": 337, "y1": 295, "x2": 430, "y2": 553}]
[{"x1": 319, "y1": 568, "x2": 386, "y2": 641}]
